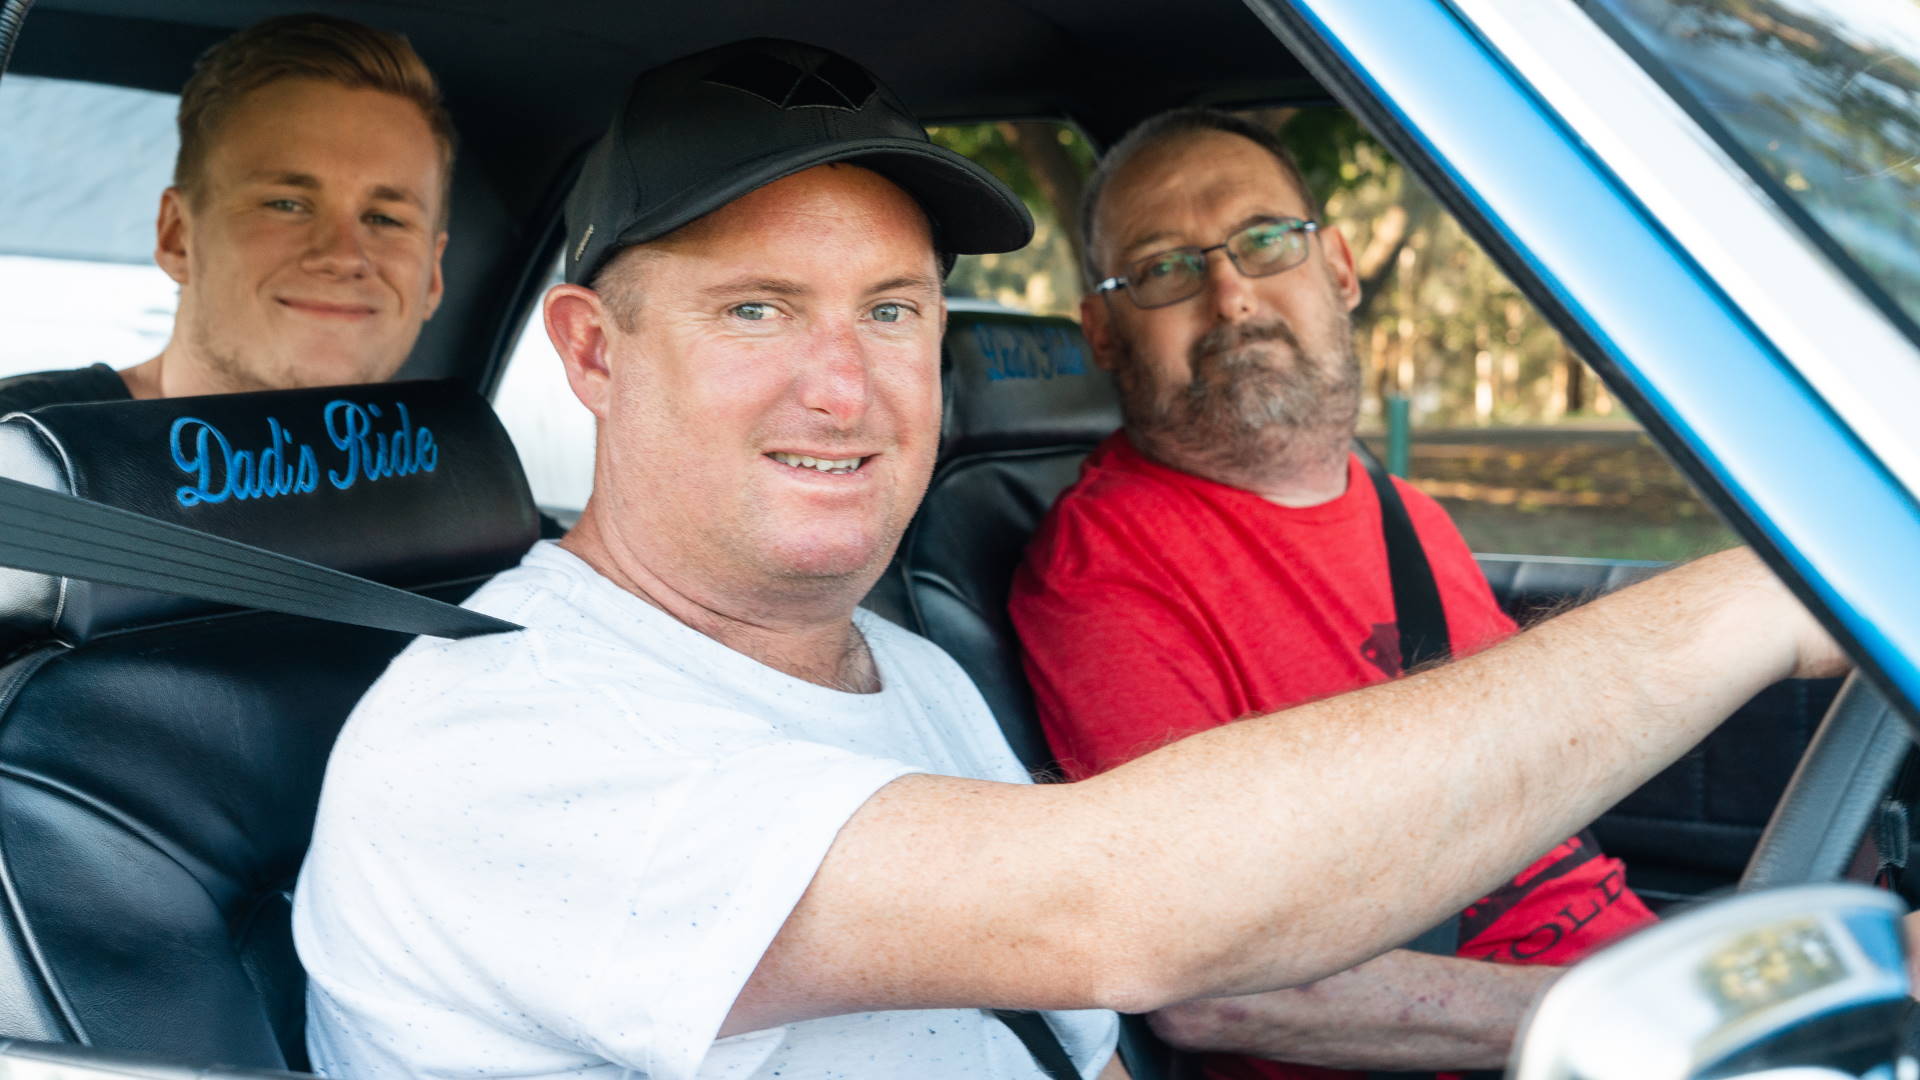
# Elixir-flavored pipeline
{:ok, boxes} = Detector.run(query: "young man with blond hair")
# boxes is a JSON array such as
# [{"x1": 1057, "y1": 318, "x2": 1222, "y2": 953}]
[{"x1": 0, "y1": 13, "x2": 453, "y2": 413}]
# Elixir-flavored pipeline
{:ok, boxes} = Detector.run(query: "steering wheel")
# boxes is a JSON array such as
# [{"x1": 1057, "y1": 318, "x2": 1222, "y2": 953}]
[
  {"x1": 1742, "y1": 670, "x2": 1913, "y2": 890},
  {"x1": 1740, "y1": 670, "x2": 1920, "y2": 1056}
]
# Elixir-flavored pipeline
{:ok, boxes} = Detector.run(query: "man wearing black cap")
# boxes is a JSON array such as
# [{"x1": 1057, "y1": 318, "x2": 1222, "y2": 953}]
[{"x1": 293, "y1": 38, "x2": 1844, "y2": 1080}]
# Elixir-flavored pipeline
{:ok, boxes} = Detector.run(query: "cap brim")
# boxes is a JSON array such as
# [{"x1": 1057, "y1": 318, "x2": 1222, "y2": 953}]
[{"x1": 613, "y1": 136, "x2": 1035, "y2": 257}]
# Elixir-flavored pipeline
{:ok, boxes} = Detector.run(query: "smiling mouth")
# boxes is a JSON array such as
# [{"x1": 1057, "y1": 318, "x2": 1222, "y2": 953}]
[
  {"x1": 277, "y1": 298, "x2": 378, "y2": 318},
  {"x1": 767, "y1": 451, "x2": 869, "y2": 475}
]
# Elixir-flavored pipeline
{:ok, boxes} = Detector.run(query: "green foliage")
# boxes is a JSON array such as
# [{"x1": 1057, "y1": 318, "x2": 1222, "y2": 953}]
[
  {"x1": 929, "y1": 122, "x2": 1094, "y2": 315},
  {"x1": 1272, "y1": 107, "x2": 1381, "y2": 208},
  {"x1": 928, "y1": 124, "x2": 1095, "y2": 209}
]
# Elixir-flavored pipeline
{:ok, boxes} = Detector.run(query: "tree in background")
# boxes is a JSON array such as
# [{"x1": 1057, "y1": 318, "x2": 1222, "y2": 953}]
[{"x1": 929, "y1": 123, "x2": 1094, "y2": 318}]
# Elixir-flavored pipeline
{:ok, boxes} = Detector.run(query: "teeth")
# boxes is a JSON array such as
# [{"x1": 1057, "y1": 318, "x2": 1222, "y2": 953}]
[{"x1": 769, "y1": 452, "x2": 864, "y2": 474}]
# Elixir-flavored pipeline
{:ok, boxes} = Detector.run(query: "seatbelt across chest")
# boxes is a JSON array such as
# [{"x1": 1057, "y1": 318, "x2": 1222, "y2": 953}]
[
  {"x1": 1357, "y1": 452, "x2": 1479, "y2": 1080},
  {"x1": 1362, "y1": 455, "x2": 1451, "y2": 673}
]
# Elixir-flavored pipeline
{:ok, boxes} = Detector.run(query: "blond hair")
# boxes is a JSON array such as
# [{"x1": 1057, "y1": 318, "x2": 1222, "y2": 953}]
[{"x1": 174, "y1": 13, "x2": 456, "y2": 226}]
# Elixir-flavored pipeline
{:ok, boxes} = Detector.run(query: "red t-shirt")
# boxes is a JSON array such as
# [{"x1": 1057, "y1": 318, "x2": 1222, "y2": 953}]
[{"x1": 1009, "y1": 433, "x2": 1654, "y2": 1080}]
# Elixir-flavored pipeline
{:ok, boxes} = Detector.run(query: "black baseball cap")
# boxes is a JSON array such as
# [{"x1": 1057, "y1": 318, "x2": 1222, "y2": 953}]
[{"x1": 563, "y1": 38, "x2": 1034, "y2": 286}]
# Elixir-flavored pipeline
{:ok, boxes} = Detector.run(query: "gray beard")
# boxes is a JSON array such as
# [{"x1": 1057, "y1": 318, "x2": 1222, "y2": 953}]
[{"x1": 1113, "y1": 316, "x2": 1361, "y2": 488}]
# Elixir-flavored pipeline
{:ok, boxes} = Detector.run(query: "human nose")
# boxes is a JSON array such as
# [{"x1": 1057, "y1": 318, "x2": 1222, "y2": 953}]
[
  {"x1": 1202, "y1": 246, "x2": 1258, "y2": 322},
  {"x1": 300, "y1": 211, "x2": 370, "y2": 278},
  {"x1": 797, "y1": 320, "x2": 872, "y2": 426}
]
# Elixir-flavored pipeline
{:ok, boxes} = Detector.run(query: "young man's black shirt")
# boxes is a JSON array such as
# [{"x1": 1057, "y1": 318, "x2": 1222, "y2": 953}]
[{"x1": 0, "y1": 364, "x2": 130, "y2": 416}]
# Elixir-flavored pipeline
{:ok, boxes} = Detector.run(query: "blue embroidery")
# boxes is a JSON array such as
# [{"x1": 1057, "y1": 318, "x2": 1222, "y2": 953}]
[
  {"x1": 974, "y1": 323, "x2": 1090, "y2": 381},
  {"x1": 171, "y1": 416, "x2": 320, "y2": 507},
  {"x1": 324, "y1": 400, "x2": 438, "y2": 491},
  {"x1": 170, "y1": 399, "x2": 436, "y2": 509}
]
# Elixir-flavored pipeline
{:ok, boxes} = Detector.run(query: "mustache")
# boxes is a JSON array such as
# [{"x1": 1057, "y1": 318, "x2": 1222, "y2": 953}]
[{"x1": 1190, "y1": 318, "x2": 1305, "y2": 366}]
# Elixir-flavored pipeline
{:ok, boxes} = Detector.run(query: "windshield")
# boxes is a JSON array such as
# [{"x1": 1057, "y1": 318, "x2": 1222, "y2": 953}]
[{"x1": 1581, "y1": 0, "x2": 1920, "y2": 335}]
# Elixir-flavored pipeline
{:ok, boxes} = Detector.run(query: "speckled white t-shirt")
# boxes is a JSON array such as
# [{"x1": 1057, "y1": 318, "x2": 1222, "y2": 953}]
[{"x1": 293, "y1": 541, "x2": 1118, "y2": 1080}]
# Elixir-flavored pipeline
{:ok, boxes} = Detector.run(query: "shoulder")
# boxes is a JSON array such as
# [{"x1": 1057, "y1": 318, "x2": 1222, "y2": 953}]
[
  {"x1": 1057, "y1": 433, "x2": 1192, "y2": 517},
  {"x1": 857, "y1": 608, "x2": 988, "y2": 702},
  {"x1": 0, "y1": 364, "x2": 130, "y2": 415},
  {"x1": 343, "y1": 546, "x2": 738, "y2": 759},
  {"x1": 1024, "y1": 433, "x2": 1194, "y2": 576}
]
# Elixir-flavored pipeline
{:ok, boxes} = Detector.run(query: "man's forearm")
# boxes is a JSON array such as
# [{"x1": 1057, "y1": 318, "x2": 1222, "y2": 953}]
[
  {"x1": 1150, "y1": 950, "x2": 1559, "y2": 1071},
  {"x1": 1053, "y1": 548, "x2": 1830, "y2": 1006},
  {"x1": 732, "y1": 549, "x2": 1838, "y2": 1033}
]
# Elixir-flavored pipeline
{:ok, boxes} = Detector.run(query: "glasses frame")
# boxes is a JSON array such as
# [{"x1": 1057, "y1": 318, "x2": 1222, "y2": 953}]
[{"x1": 1094, "y1": 217, "x2": 1321, "y2": 310}]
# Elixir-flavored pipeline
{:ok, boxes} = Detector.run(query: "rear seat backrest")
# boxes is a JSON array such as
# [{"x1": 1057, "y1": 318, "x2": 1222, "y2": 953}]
[
  {"x1": 878, "y1": 308, "x2": 1120, "y2": 777},
  {"x1": 0, "y1": 381, "x2": 536, "y2": 1071}
]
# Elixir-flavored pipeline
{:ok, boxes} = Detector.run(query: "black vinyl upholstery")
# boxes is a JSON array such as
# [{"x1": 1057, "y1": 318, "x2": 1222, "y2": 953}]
[
  {"x1": 0, "y1": 382, "x2": 537, "y2": 1070},
  {"x1": 876, "y1": 308, "x2": 1120, "y2": 777},
  {"x1": 875, "y1": 306, "x2": 1183, "y2": 1080}
]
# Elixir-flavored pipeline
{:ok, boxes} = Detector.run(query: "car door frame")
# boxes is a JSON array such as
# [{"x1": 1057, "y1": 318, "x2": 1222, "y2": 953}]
[{"x1": 1247, "y1": 0, "x2": 1920, "y2": 723}]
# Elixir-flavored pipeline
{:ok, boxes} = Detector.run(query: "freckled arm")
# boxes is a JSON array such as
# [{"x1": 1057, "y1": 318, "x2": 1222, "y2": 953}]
[
  {"x1": 721, "y1": 549, "x2": 1843, "y2": 1034},
  {"x1": 1149, "y1": 950, "x2": 1558, "y2": 1070}
]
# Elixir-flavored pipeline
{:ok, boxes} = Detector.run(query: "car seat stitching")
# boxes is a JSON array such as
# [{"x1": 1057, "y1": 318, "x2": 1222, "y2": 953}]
[
  {"x1": 0, "y1": 817, "x2": 82, "y2": 1043},
  {"x1": 0, "y1": 648, "x2": 83, "y2": 1042},
  {"x1": 0, "y1": 762, "x2": 232, "y2": 924},
  {"x1": 0, "y1": 760, "x2": 255, "y2": 1044}
]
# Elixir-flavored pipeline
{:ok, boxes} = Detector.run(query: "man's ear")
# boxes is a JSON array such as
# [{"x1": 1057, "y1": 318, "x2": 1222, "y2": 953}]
[
  {"x1": 1320, "y1": 223, "x2": 1363, "y2": 313},
  {"x1": 154, "y1": 187, "x2": 192, "y2": 287},
  {"x1": 545, "y1": 283, "x2": 617, "y2": 421},
  {"x1": 423, "y1": 230, "x2": 449, "y2": 321},
  {"x1": 1080, "y1": 292, "x2": 1121, "y2": 373}
]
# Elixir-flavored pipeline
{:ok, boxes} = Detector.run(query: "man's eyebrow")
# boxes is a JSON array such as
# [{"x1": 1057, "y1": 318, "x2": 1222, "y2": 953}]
[
  {"x1": 867, "y1": 274, "x2": 942, "y2": 296},
  {"x1": 1117, "y1": 214, "x2": 1299, "y2": 264},
  {"x1": 369, "y1": 184, "x2": 428, "y2": 210},
  {"x1": 1231, "y1": 211, "x2": 1296, "y2": 233},
  {"x1": 242, "y1": 172, "x2": 427, "y2": 211},
  {"x1": 247, "y1": 170, "x2": 320, "y2": 189},
  {"x1": 699, "y1": 276, "x2": 811, "y2": 299},
  {"x1": 1118, "y1": 229, "x2": 1180, "y2": 261}
]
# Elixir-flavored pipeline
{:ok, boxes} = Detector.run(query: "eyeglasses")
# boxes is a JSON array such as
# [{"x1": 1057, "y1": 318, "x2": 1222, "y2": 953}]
[{"x1": 1095, "y1": 218, "x2": 1320, "y2": 309}]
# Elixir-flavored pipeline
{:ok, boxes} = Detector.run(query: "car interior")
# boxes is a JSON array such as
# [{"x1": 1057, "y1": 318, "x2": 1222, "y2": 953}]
[{"x1": 0, "y1": 0, "x2": 1862, "y2": 1076}]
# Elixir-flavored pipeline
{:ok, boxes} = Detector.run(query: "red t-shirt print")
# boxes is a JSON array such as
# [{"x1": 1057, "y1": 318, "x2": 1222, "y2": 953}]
[{"x1": 1009, "y1": 433, "x2": 1655, "y2": 1080}]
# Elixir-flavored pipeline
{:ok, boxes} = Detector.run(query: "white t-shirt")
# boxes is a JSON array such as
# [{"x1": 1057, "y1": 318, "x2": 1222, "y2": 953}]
[{"x1": 293, "y1": 541, "x2": 1118, "y2": 1080}]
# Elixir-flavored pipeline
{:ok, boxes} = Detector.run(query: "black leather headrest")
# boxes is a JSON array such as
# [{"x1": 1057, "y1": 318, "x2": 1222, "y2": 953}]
[
  {"x1": 0, "y1": 380, "x2": 537, "y2": 648},
  {"x1": 940, "y1": 308, "x2": 1120, "y2": 461}
]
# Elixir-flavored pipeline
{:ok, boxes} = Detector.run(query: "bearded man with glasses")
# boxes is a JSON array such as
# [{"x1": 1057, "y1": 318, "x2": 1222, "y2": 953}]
[{"x1": 1010, "y1": 108, "x2": 1657, "y2": 1080}]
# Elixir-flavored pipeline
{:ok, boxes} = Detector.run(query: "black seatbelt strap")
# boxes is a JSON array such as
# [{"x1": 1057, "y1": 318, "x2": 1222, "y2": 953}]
[
  {"x1": 0, "y1": 475, "x2": 519, "y2": 639},
  {"x1": 991, "y1": 1009, "x2": 1080, "y2": 1080},
  {"x1": 1361, "y1": 453, "x2": 1450, "y2": 672},
  {"x1": 1359, "y1": 451, "x2": 1462, "y2": 1080}
]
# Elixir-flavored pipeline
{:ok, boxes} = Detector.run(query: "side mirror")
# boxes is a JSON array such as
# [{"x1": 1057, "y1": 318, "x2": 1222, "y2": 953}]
[{"x1": 1511, "y1": 883, "x2": 1912, "y2": 1080}]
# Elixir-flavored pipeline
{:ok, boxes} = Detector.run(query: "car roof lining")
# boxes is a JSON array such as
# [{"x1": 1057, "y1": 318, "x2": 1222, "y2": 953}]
[{"x1": 8, "y1": 0, "x2": 1331, "y2": 390}]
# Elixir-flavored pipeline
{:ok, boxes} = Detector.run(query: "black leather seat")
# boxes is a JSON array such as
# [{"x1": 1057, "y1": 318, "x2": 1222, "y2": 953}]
[
  {"x1": 866, "y1": 309, "x2": 1189, "y2": 1078},
  {"x1": 868, "y1": 307, "x2": 1121, "y2": 776},
  {"x1": 0, "y1": 382, "x2": 537, "y2": 1071}
]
